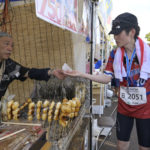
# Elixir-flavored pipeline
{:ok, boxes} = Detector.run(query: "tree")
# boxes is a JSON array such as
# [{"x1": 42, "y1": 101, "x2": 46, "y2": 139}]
[{"x1": 145, "y1": 32, "x2": 150, "y2": 42}]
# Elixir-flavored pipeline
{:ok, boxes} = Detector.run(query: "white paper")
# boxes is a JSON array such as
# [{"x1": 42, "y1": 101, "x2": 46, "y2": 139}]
[{"x1": 62, "y1": 63, "x2": 72, "y2": 71}]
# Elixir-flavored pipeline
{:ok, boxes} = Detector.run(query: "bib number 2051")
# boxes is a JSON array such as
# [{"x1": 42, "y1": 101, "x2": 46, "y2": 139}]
[{"x1": 120, "y1": 86, "x2": 147, "y2": 106}]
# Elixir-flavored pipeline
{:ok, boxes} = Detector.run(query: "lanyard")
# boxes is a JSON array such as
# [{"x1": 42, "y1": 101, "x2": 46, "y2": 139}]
[{"x1": 125, "y1": 48, "x2": 136, "y2": 86}]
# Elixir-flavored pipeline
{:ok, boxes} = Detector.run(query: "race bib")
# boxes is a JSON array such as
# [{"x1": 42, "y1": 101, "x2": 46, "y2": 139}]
[{"x1": 120, "y1": 86, "x2": 147, "y2": 106}]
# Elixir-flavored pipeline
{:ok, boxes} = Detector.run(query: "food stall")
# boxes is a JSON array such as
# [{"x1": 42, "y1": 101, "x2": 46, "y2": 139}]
[{"x1": 0, "y1": 0, "x2": 113, "y2": 149}]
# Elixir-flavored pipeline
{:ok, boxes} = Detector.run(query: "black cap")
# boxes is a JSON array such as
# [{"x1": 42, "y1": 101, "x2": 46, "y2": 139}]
[{"x1": 109, "y1": 12, "x2": 138, "y2": 35}]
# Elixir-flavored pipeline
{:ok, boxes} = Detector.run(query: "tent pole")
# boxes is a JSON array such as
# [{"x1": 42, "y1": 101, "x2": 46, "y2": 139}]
[{"x1": 90, "y1": 1, "x2": 95, "y2": 150}]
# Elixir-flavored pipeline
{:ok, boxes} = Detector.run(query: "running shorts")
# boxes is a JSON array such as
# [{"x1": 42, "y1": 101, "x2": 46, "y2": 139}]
[{"x1": 116, "y1": 112, "x2": 150, "y2": 147}]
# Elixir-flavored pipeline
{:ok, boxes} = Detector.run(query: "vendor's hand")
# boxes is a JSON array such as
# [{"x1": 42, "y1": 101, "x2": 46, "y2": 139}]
[
  {"x1": 50, "y1": 69, "x2": 66, "y2": 80},
  {"x1": 63, "y1": 70, "x2": 82, "y2": 77}
]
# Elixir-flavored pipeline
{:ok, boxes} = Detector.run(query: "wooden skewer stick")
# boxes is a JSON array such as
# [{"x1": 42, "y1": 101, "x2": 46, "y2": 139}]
[
  {"x1": 0, "y1": 128, "x2": 26, "y2": 141},
  {"x1": 1, "y1": 121, "x2": 41, "y2": 126}
]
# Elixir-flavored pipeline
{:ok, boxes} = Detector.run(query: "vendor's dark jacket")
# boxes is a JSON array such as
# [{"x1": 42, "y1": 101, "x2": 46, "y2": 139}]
[{"x1": 0, "y1": 58, "x2": 50, "y2": 100}]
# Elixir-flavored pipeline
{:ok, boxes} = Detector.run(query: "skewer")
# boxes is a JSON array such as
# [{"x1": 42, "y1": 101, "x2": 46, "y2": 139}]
[
  {"x1": 53, "y1": 119, "x2": 57, "y2": 139},
  {"x1": 47, "y1": 122, "x2": 51, "y2": 140},
  {"x1": 1, "y1": 121, "x2": 41, "y2": 126},
  {"x1": 0, "y1": 128, "x2": 26, "y2": 141}
]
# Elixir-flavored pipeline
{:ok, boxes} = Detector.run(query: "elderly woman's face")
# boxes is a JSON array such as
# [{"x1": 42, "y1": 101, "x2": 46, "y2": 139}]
[{"x1": 0, "y1": 37, "x2": 13, "y2": 61}]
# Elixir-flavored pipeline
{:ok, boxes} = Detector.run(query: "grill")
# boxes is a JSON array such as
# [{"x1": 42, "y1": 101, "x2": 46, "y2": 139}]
[
  {"x1": 48, "y1": 104, "x2": 86, "y2": 150},
  {"x1": 31, "y1": 76, "x2": 90, "y2": 150},
  {"x1": 1, "y1": 76, "x2": 90, "y2": 150}
]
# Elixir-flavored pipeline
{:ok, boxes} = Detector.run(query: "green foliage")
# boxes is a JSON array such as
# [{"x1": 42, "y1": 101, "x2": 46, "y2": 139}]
[{"x1": 145, "y1": 32, "x2": 150, "y2": 41}]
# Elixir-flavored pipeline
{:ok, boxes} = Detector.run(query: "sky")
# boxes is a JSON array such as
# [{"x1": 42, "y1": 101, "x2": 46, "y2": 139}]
[{"x1": 111, "y1": 0, "x2": 150, "y2": 42}]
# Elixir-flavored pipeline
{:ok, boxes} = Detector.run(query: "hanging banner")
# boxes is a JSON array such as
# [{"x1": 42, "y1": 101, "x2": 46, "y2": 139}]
[
  {"x1": 97, "y1": 0, "x2": 112, "y2": 34},
  {"x1": 35, "y1": 0, "x2": 64, "y2": 29},
  {"x1": 35, "y1": 0, "x2": 78, "y2": 33},
  {"x1": 79, "y1": 0, "x2": 91, "y2": 36},
  {"x1": 63, "y1": 0, "x2": 78, "y2": 33}
]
